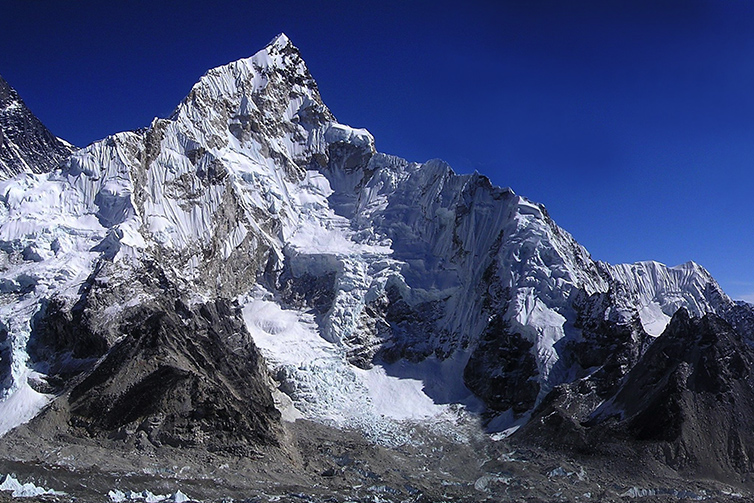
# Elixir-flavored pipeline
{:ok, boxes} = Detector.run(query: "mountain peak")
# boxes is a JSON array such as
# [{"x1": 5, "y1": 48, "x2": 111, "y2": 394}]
[
  {"x1": 268, "y1": 32, "x2": 292, "y2": 50},
  {"x1": 169, "y1": 31, "x2": 334, "y2": 160},
  {"x1": 174, "y1": 31, "x2": 320, "y2": 111},
  {"x1": 2, "y1": 36, "x2": 753, "y2": 501},
  {"x1": 0, "y1": 73, "x2": 73, "y2": 180},
  {"x1": 0, "y1": 74, "x2": 19, "y2": 104}
]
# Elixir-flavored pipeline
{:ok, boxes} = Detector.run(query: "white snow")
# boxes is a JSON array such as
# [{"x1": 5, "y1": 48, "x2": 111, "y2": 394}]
[
  {"x1": 242, "y1": 297, "x2": 453, "y2": 442},
  {"x1": 1, "y1": 101, "x2": 22, "y2": 113},
  {"x1": 638, "y1": 302, "x2": 672, "y2": 337},
  {"x1": 0, "y1": 474, "x2": 63, "y2": 498},
  {"x1": 324, "y1": 124, "x2": 375, "y2": 150},
  {"x1": 608, "y1": 260, "x2": 723, "y2": 336},
  {"x1": 356, "y1": 364, "x2": 444, "y2": 421},
  {"x1": 109, "y1": 489, "x2": 128, "y2": 502},
  {"x1": 0, "y1": 374, "x2": 50, "y2": 436},
  {"x1": 108, "y1": 489, "x2": 191, "y2": 503}
]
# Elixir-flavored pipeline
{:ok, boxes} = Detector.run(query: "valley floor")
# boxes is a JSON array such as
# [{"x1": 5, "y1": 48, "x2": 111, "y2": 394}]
[{"x1": 0, "y1": 418, "x2": 751, "y2": 503}]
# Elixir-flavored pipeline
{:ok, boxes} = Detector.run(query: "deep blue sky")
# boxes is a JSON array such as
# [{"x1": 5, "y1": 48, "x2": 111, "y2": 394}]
[{"x1": 2, "y1": 0, "x2": 754, "y2": 300}]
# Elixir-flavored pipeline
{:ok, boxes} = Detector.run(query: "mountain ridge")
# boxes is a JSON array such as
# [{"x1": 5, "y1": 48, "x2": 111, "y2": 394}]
[{"x1": 0, "y1": 33, "x2": 738, "y2": 432}]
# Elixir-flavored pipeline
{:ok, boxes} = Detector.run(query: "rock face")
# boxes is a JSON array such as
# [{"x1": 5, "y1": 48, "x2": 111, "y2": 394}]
[
  {"x1": 463, "y1": 315, "x2": 540, "y2": 414},
  {"x1": 21, "y1": 260, "x2": 281, "y2": 451},
  {"x1": 593, "y1": 310, "x2": 754, "y2": 474},
  {"x1": 0, "y1": 75, "x2": 73, "y2": 179},
  {"x1": 2, "y1": 34, "x2": 754, "y2": 473},
  {"x1": 66, "y1": 297, "x2": 280, "y2": 451},
  {"x1": 520, "y1": 309, "x2": 754, "y2": 481}
]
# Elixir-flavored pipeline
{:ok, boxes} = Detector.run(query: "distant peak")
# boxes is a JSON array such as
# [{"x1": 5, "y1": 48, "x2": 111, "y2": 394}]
[
  {"x1": 0, "y1": 74, "x2": 21, "y2": 105},
  {"x1": 0, "y1": 73, "x2": 73, "y2": 178}
]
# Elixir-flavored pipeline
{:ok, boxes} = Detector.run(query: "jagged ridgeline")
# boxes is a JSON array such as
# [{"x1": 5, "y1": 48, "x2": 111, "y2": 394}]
[{"x1": 2, "y1": 33, "x2": 754, "y2": 488}]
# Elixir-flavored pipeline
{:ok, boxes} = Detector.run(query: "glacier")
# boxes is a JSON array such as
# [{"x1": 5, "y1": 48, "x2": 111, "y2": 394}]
[{"x1": 0, "y1": 33, "x2": 738, "y2": 440}]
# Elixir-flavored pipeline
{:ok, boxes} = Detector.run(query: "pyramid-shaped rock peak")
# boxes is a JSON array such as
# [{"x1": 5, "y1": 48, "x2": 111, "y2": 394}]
[{"x1": 0, "y1": 74, "x2": 73, "y2": 179}]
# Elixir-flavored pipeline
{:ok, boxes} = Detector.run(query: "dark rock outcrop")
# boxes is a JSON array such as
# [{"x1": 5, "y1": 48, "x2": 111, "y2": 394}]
[
  {"x1": 464, "y1": 315, "x2": 540, "y2": 414},
  {"x1": 24, "y1": 271, "x2": 281, "y2": 454},
  {"x1": 522, "y1": 309, "x2": 754, "y2": 480},
  {"x1": 567, "y1": 288, "x2": 652, "y2": 397},
  {"x1": 65, "y1": 297, "x2": 280, "y2": 452}
]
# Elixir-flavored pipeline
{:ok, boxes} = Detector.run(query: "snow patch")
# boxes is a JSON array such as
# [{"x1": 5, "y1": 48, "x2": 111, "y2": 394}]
[
  {"x1": 325, "y1": 124, "x2": 375, "y2": 150},
  {"x1": 0, "y1": 474, "x2": 64, "y2": 498},
  {"x1": 109, "y1": 489, "x2": 191, "y2": 503},
  {"x1": 638, "y1": 302, "x2": 672, "y2": 337},
  {"x1": 0, "y1": 373, "x2": 51, "y2": 437}
]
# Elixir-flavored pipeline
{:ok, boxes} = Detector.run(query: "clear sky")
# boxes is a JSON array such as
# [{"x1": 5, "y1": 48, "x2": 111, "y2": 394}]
[{"x1": 2, "y1": 0, "x2": 754, "y2": 300}]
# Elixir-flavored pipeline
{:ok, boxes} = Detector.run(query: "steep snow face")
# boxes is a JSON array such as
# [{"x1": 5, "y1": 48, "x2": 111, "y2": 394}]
[
  {"x1": 324, "y1": 153, "x2": 608, "y2": 385},
  {"x1": 491, "y1": 193, "x2": 608, "y2": 386},
  {"x1": 0, "y1": 75, "x2": 73, "y2": 179},
  {"x1": 57, "y1": 33, "x2": 342, "y2": 295},
  {"x1": 605, "y1": 260, "x2": 725, "y2": 335},
  {"x1": 0, "y1": 33, "x2": 739, "y2": 438},
  {"x1": 334, "y1": 156, "x2": 600, "y2": 376}
]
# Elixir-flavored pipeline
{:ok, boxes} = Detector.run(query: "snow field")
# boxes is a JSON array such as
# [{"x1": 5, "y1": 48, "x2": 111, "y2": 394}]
[
  {"x1": 242, "y1": 298, "x2": 452, "y2": 443},
  {"x1": 0, "y1": 372, "x2": 50, "y2": 436}
]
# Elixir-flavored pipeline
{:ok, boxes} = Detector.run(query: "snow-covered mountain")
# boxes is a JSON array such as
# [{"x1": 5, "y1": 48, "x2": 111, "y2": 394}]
[
  {"x1": 0, "y1": 34, "x2": 748, "y2": 449},
  {"x1": 0, "y1": 74, "x2": 73, "y2": 179}
]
